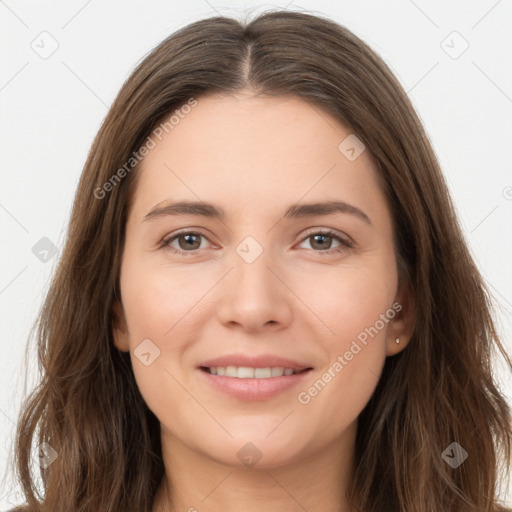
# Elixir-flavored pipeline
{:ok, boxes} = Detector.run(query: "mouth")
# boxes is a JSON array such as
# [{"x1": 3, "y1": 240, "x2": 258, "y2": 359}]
[
  {"x1": 197, "y1": 355, "x2": 313, "y2": 401},
  {"x1": 200, "y1": 366, "x2": 312, "y2": 378}
]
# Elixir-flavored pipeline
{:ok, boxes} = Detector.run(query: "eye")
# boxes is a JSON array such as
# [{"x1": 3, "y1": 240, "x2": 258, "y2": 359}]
[
  {"x1": 160, "y1": 228, "x2": 354, "y2": 256},
  {"x1": 161, "y1": 231, "x2": 212, "y2": 255},
  {"x1": 297, "y1": 228, "x2": 354, "y2": 255}
]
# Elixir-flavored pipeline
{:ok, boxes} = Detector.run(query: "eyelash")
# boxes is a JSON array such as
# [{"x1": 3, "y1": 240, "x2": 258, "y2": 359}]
[{"x1": 160, "y1": 228, "x2": 354, "y2": 256}]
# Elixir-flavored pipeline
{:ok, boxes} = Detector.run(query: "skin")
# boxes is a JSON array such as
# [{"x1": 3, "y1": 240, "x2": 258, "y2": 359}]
[{"x1": 112, "y1": 89, "x2": 415, "y2": 512}]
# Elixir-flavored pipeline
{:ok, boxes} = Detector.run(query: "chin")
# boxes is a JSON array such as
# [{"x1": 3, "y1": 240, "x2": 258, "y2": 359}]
[{"x1": 200, "y1": 431, "x2": 311, "y2": 470}]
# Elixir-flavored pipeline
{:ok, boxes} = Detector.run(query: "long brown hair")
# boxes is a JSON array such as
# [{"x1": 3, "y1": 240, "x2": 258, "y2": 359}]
[{"x1": 10, "y1": 10, "x2": 511, "y2": 512}]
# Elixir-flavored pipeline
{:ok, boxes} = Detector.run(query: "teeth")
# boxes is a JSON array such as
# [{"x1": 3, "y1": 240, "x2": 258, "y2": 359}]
[
  {"x1": 254, "y1": 367, "x2": 271, "y2": 378},
  {"x1": 226, "y1": 365, "x2": 238, "y2": 377},
  {"x1": 271, "y1": 367, "x2": 284, "y2": 377},
  {"x1": 207, "y1": 366, "x2": 300, "y2": 378}
]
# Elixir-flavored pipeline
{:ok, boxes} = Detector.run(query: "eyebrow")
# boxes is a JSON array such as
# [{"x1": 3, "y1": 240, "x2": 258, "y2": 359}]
[{"x1": 143, "y1": 200, "x2": 371, "y2": 225}]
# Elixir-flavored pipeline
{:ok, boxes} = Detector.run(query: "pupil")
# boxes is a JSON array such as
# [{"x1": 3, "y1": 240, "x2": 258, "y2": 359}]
[
  {"x1": 180, "y1": 234, "x2": 199, "y2": 250},
  {"x1": 313, "y1": 234, "x2": 331, "y2": 250}
]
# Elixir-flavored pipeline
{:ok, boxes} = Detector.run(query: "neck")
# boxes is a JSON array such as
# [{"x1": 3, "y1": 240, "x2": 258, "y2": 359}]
[{"x1": 153, "y1": 421, "x2": 357, "y2": 512}]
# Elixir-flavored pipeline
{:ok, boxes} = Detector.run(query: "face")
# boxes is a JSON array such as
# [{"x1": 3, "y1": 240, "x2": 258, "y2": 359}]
[{"x1": 113, "y1": 90, "x2": 414, "y2": 469}]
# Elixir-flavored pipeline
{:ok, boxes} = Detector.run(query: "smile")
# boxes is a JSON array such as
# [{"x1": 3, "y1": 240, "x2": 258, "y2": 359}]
[
  {"x1": 202, "y1": 366, "x2": 306, "y2": 378},
  {"x1": 197, "y1": 355, "x2": 314, "y2": 400}
]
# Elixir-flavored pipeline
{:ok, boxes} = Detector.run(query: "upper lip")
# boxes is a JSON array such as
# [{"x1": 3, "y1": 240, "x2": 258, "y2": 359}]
[{"x1": 199, "y1": 354, "x2": 312, "y2": 372}]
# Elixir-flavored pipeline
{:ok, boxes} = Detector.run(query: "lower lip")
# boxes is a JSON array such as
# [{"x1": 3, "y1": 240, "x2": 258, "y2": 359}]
[{"x1": 198, "y1": 368, "x2": 312, "y2": 401}]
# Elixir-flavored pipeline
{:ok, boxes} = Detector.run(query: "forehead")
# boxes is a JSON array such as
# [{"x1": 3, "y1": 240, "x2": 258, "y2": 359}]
[{"x1": 129, "y1": 92, "x2": 389, "y2": 225}]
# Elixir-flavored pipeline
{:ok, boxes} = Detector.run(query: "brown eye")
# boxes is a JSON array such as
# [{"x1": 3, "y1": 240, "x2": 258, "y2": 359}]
[
  {"x1": 298, "y1": 229, "x2": 353, "y2": 254},
  {"x1": 162, "y1": 231, "x2": 208, "y2": 254},
  {"x1": 309, "y1": 233, "x2": 335, "y2": 250},
  {"x1": 176, "y1": 233, "x2": 202, "y2": 251}
]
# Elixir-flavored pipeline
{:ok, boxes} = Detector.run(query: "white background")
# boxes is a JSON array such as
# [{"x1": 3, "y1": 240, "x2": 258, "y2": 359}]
[{"x1": 1, "y1": 0, "x2": 511, "y2": 508}]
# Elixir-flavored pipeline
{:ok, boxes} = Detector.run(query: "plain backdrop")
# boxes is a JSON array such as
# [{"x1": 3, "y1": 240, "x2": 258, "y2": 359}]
[{"x1": 1, "y1": 0, "x2": 511, "y2": 508}]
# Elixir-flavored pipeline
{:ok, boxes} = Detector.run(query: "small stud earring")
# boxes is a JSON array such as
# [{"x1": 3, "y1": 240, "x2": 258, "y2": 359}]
[{"x1": 395, "y1": 337, "x2": 400, "y2": 344}]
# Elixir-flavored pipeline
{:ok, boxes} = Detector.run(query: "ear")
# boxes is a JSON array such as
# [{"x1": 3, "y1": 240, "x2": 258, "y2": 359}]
[
  {"x1": 386, "y1": 280, "x2": 416, "y2": 356},
  {"x1": 112, "y1": 301, "x2": 130, "y2": 352}
]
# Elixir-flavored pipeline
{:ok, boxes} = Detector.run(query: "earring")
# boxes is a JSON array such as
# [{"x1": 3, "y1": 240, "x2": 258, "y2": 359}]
[{"x1": 395, "y1": 337, "x2": 400, "y2": 344}]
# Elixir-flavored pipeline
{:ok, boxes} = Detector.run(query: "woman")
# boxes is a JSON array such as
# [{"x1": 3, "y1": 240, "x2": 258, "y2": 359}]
[{"x1": 9, "y1": 10, "x2": 511, "y2": 512}]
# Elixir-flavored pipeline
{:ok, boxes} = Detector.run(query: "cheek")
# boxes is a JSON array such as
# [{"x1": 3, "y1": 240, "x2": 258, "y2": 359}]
[
  {"x1": 294, "y1": 256, "x2": 397, "y2": 348},
  {"x1": 119, "y1": 257, "x2": 218, "y2": 415},
  {"x1": 121, "y1": 257, "x2": 207, "y2": 342},
  {"x1": 291, "y1": 260, "x2": 395, "y2": 425}
]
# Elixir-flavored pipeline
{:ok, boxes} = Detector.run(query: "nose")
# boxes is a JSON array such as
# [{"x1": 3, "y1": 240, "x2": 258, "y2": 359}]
[{"x1": 215, "y1": 249, "x2": 293, "y2": 333}]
